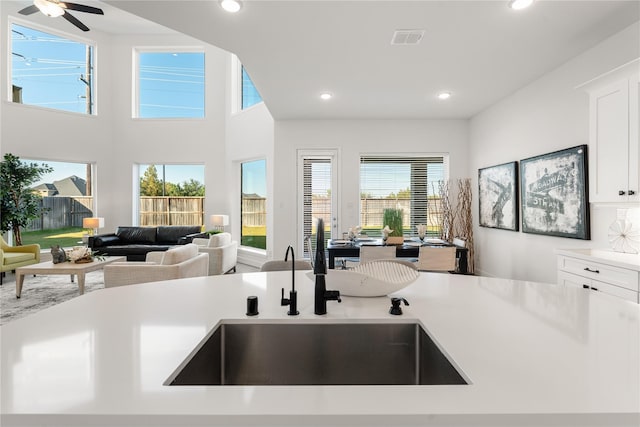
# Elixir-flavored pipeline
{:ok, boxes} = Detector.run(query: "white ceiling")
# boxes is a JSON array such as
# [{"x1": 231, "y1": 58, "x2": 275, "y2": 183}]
[{"x1": 9, "y1": 1, "x2": 640, "y2": 120}]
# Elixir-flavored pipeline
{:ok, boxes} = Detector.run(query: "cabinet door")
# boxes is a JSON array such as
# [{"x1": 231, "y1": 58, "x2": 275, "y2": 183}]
[
  {"x1": 589, "y1": 79, "x2": 629, "y2": 202},
  {"x1": 629, "y1": 73, "x2": 639, "y2": 202},
  {"x1": 557, "y1": 270, "x2": 590, "y2": 290}
]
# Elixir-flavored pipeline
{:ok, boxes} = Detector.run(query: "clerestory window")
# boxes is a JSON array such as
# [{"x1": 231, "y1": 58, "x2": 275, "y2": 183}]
[{"x1": 10, "y1": 22, "x2": 96, "y2": 114}]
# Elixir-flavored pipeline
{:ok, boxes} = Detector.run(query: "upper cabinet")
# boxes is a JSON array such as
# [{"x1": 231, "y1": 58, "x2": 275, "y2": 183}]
[{"x1": 582, "y1": 60, "x2": 639, "y2": 204}]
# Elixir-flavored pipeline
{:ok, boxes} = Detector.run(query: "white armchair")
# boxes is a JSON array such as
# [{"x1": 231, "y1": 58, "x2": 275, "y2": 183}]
[
  {"x1": 103, "y1": 243, "x2": 209, "y2": 287},
  {"x1": 192, "y1": 232, "x2": 238, "y2": 275}
]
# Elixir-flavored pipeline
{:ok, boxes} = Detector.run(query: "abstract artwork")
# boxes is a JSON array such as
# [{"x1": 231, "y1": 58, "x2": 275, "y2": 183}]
[
  {"x1": 520, "y1": 145, "x2": 590, "y2": 239},
  {"x1": 478, "y1": 162, "x2": 518, "y2": 231}
]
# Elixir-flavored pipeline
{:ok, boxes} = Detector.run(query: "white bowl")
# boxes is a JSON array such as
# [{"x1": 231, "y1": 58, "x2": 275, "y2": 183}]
[{"x1": 307, "y1": 260, "x2": 419, "y2": 297}]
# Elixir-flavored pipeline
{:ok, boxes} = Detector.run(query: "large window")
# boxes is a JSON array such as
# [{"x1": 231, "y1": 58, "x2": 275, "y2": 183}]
[
  {"x1": 241, "y1": 160, "x2": 267, "y2": 249},
  {"x1": 360, "y1": 155, "x2": 445, "y2": 237},
  {"x1": 241, "y1": 65, "x2": 262, "y2": 110},
  {"x1": 138, "y1": 164, "x2": 205, "y2": 226},
  {"x1": 136, "y1": 51, "x2": 205, "y2": 118},
  {"x1": 10, "y1": 23, "x2": 95, "y2": 114},
  {"x1": 21, "y1": 159, "x2": 95, "y2": 248}
]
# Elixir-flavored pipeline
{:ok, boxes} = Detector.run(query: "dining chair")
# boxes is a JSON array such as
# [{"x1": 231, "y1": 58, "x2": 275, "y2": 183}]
[
  {"x1": 416, "y1": 246, "x2": 456, "y2": 272},
  {"x1": 344, "y1": 245, "x2": 396, "y2": 268},
  {"x1": 260, "y1": 260, "x2": 313, "y2": 272}
]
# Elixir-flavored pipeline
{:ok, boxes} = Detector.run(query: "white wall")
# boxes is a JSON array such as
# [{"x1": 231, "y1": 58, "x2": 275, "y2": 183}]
[
  {"x1": 273, "y1": 119, "x2": 469, "y2": 258},
  {"x1": 469, "y1": 22, "x2": 640, "y2": 284}
]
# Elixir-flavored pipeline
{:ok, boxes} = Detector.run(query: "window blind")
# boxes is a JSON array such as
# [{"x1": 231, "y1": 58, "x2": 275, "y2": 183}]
[{"x1": 303, "y1": 158, "x2": 332, "y2": 257}]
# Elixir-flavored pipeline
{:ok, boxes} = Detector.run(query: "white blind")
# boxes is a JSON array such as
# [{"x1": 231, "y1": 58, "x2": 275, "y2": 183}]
[
  {"x1": 303, "y1": 158, "x2": 332, "y2": 257},
  {"x1": 359, "y1": 155, "x2": 444, "y2": 237}
]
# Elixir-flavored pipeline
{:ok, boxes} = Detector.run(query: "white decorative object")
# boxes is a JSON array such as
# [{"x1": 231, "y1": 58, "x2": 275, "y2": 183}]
[
  {"x1": 66, "y1": 246, "x2": 93, "y2": 263},
  {"x1": 416, "y1": 224, "x2": 427, "y2": 241},
  {"x1": 381, "y1": 225, "x2": 393, "y2": 241},
  {"x1": 308, "y1": 260, "x2": 419, "y2": 297},
  {"x1": 608, "y1": 219, "x2": 640, "y2": 254},
  {"x1": 348, "y1": 226, "x2": 361, "y2": 240}
]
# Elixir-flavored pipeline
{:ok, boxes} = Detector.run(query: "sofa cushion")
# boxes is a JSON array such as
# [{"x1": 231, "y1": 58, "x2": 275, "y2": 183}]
[
  {"x1": 157, "y1": 226, "x2": 202, "y2": 244},
  {"x1": 161, "y1": 243, "x2": 198, "y2": 265},
  {"x1": 92, "y1": 235, "x2": 121, "y2": 247},
  {"x1": 209, "y1": 232, "x2": 231, "y2": 247},
  {"x1": 3, "y1": 252, "x2": 36, "y2": 266},
  {"x1": 116, "y1": 227, "x2": 157, "y2": 244}
]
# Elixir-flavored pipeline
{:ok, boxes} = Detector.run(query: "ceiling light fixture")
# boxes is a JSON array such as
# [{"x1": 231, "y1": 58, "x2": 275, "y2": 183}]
[
  {"x1": 34, "y1": 0, "x2": 65, "y2": 17},
  {"x1": 508, "y1": 0, "x2": 534, "y2": 10},
  {"x1": 320, "y1": 92, "x2": 333, "y2": 101},
  {"x1": 220, "y1": 0, "x2": 242, "y2": 13},
  {"x1": 437, "y1": 92, "x2": 452, "y2": 100}
]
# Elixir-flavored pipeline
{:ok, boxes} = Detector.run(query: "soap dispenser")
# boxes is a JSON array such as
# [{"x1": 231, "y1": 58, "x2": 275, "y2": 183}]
[{"x1": 389, "y1": 297, "x2": 409, "y2": 315}]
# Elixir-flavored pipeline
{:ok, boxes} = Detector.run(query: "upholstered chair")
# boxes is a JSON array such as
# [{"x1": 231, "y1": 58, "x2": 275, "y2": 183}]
[
  {"x1": 192, "y1": 233, "x2": 238, "y2": 275},
  {"x1": 103, "y1": 243, "x2": 209, "y2": 287},
  {"x1": 1, "y1": 236, "x2": 40, "y2": 285}
]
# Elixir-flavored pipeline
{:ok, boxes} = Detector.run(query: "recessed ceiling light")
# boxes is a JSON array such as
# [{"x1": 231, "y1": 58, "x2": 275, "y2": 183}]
[
  {"x1": 220, "y1": 0, "x2": 242, "y2": 13},
  {"x1": 508, "y1": 0, "x2": 534, "y2": 10},
  {"x1": 437, "y1": 92, "x2": 452, "y2": 100},
  {"x1": 320, "y1": 92, "x2": 333, "y2": 100}
]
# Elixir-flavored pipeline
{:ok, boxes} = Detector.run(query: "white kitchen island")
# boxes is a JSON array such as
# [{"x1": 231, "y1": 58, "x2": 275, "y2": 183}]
[{"x1": 1, "y1": 271, "x2": 639, "y2": 426}]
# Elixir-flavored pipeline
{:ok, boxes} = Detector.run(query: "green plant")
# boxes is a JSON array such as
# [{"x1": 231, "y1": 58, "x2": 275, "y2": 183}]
[
  {"x1": 383, "y1": 208, "x2": 404, "y2": 237},
  {"x1": 0, "y1": 154, "x2": 53, "y2": 246}
]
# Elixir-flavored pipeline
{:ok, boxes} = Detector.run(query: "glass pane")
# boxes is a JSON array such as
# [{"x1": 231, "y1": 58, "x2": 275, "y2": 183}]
[
  {"x1": 241, "y1": 160, "x2": 266, "y2": 249},
  {"x1": 20, "y1": 159, "x2": 94, "y2": 248},
  {"x1": 241, "y1": 66, "x2": 262, "y2": 110},
  {"x1": 138, "y1": 52, "x2": 205, "y2": 118},
  {"x1": 360, "y1": 157, "x2": 444, "y2": 237},
  {"x1": 303, "y1": 158, "x2": 332, "y2": 258},
  {"x1": 138, "y1": 164, "x2": 205, "y2": 226},
  {"x1": 11, "y1": 23, "x2": 94, "y2": 114}
]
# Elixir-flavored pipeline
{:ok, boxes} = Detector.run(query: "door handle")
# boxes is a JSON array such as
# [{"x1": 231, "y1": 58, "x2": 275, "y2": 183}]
[{"x1": 584, "y1": 267, "x2": 600, "y2": 274}]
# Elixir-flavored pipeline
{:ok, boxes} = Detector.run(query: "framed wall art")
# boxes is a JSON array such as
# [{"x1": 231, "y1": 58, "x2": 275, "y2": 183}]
[
  {"x1": 478, "y1": 161, "x2": 519, "y2": 231},
  {"x1": 520, "y1": 145, "x2": 590, "y2": 239}
]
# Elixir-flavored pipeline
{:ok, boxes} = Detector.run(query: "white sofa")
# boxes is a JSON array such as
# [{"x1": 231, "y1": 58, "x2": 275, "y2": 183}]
[
  {"x1": 103, "y1": 243, "x2": 209, "y2": 287},
  {"x1": 192, "y1": 233, "x2": 238, "y2": 275}
]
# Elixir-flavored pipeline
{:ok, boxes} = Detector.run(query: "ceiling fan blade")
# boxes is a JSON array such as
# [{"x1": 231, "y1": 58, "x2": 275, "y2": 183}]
[
  {"x1": 62, "y1": 11, "x2": 90, "y2": 31},
  {"x1": 18, "y1": 4, "x2": 40, "y2": 15},
  {"x1": 60, "y1": 2, "x2": 104, "y2": 15}
]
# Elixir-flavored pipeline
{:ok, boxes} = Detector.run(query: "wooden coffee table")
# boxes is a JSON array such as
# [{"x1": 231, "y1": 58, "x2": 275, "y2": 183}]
[{"x1": 15, "y1": 256, "x2": 126, "y2": 298}]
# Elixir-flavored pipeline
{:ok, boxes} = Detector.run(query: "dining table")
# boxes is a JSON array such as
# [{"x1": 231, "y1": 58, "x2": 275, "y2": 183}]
[{"x1": 326, "y1": 237, "x2": 469, "y2": 274}]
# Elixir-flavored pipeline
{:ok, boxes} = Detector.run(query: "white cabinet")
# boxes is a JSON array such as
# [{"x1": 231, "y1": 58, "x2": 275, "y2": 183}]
[
  {"x1": 584, "y1": 61, "x2": 639, "y2": 203},
  {"x1": 557, "y1": 249, "x2": 640, "y2": 303}
]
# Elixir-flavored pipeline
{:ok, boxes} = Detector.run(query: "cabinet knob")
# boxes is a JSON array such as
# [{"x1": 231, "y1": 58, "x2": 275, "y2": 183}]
[
  {"x1": 629, "y1": 190, "x2": 636, "y2": 196},
  {"x1": 619, "y1": 190, "x2": 626, "y2": 196}
]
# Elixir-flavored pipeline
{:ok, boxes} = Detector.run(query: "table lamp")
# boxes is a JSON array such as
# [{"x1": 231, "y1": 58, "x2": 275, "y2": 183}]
[
  {"x1": 210, "y1": 214, "x2": 229, "y2": 232},
  {"x1": 83, "y1": 217, "x2": 104, "y2": 236}
]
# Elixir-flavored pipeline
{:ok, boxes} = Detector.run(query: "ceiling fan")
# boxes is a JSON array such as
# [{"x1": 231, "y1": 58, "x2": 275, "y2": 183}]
[{"x1": 18, "y1": 0, "x2": 104, "y2": 32}]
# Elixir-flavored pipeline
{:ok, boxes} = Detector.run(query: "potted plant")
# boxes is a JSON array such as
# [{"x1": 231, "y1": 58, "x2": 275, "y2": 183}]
[{"x1": 382, "y1": 208, "x2": 404, "y2": 245}]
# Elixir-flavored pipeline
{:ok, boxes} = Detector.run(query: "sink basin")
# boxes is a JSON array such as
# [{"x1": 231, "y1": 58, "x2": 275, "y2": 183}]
[{"x1": 166, "y1": 321, "x2": 468, "y2": 386}]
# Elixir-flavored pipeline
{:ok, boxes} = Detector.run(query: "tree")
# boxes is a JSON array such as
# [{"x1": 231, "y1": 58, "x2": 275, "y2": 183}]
[
  {"x1": 140, "y1": 165, "x2": 163, "y2": 196},
  {"x1": 175, "y1": 179, "x2": 205, "y2": 196},
  {"x1": 0, "y1": 154, "x2": 53, "y2": 246}
]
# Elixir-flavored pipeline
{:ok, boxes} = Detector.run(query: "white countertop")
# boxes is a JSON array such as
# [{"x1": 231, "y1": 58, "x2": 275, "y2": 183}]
[
  {"x1": 556, "y1": 248, "x2": 640, "y2": 271},
  {"x1": 1, "y1": 272, "x2": 639, "y2": 426}
]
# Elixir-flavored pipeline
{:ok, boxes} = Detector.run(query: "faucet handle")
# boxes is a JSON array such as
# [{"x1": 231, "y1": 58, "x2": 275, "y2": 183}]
[
  {"x1": 325, "y1": 290, "x2": 341, "y2": 303},
  {"x1": 280, "y1": 288, "x2": 290, "y2": 306},
  {"x1": 389, "y1": 297, "x2": 409, "y2": 315}
]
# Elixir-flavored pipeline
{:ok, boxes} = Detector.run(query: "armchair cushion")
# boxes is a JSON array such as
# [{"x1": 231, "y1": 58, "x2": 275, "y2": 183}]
[
  {"x1": 160, "y1": 244, "x2": 198, "y2": 265},
  {"x1": 208, "y1": 232, "x2": 232, "y2": 247},
  {"x1": 1, "y1": 237, "x2": 41, "y2": 275}
]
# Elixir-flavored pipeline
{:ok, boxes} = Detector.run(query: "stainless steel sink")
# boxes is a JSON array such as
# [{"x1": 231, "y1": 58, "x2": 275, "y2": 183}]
[{"x1": 166, "y1": 321, "x2": 468, "y2": 386}]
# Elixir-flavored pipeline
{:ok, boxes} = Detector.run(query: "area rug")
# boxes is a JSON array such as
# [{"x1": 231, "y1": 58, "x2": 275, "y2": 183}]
[{"x1": 0, "y1": 270, "x2": 105, "y2": 325}]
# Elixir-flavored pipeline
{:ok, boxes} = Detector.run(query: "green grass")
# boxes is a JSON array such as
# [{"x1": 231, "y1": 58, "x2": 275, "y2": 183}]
[
  {"x1": 242, "y1": 236, "x2": 266, "y2": 250},
  {"x1": 21, "y1": 227, "x2": 86, "y2": 249}
]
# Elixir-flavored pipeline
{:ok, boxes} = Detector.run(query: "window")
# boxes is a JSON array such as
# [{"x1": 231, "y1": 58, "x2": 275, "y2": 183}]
[
  {"x1": 21, "y1": 159, "x2": 95, "y2": 248},
  {"x1": 241, "y1": 66, "x2": 263, "y2": 110},
  {"x1": 359, "y1": 155, "x2": 445, "y2": 237},
  {"x1": 136, "y1": 51, "x2": 205, "y2": 118},
  {"x1": 138, "y1": 164, "x2": 205, "y2": 226},
  {"x1": 241, "y1": 160, "x2": 267, "y2": 250},
  {"x1": 10, "y1": 23, "x2": 95, "y2": 114}
]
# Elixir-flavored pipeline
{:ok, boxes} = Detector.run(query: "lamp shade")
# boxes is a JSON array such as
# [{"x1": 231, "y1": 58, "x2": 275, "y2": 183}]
[
  {"x1": 83, "y1": 217, "x2": 104, "y2": 229},
  {"x1": 210, "y1": 214, "x2": 229, "y2": 227}
]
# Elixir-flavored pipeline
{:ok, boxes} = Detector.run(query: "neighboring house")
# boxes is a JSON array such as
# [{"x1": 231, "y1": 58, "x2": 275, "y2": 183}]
[{"x1": 32, "y1": 176, "x2": 87, "y2": 197}]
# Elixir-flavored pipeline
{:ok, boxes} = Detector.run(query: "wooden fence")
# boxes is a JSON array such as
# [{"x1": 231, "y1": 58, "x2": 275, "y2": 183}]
[
  {"x1": 139, "y1": 197, "x2": 204, "y2": 226},
  {"x1": 26, "y1": 197, "x2": 94, "y2": 231}
]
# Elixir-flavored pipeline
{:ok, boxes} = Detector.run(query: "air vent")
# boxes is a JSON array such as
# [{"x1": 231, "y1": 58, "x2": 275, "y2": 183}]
[{"x1": 391, "y1": 30, "x2": 425, "y2": 45}]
